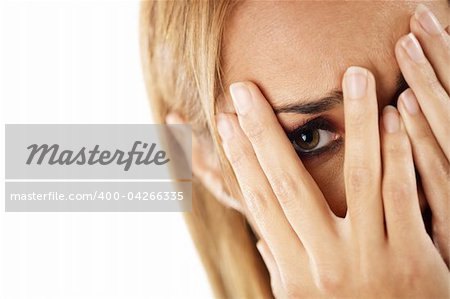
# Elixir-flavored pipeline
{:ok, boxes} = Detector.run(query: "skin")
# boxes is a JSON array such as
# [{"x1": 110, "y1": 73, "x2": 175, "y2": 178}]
[
  {"x1": 220, "y1": 1, "x2": 448, "y2": 217},
  {"x1": 214, "y1": 2, "x2": 450, "y2": 298},
  {"x1": 167, "y1": 1, "x2": 450, "y2": 297}
]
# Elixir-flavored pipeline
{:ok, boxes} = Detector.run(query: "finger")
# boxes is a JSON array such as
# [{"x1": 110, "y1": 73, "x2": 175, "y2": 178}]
[
  {"x1": 380, "y1": 106, "x2": 427, "y2": 245},
  {"x1": 398, "y1": 89, "x2": 450, "y2": 263},
  {"x1": 256, "y1": 240, "x2": 284, "y2": 298},
  {"x1": 342, "y1": 67, "x2": 384, "y2": 245},
  {"x1": 229, "y1": 82, "x2": 336, "y2": 255},
  {"x1": 216, "y1": 113, "x2": 309, "y2": 272},
  {"x1": 446, "y1": 25, "x2": 450, "y2": 35},
  {"x1": 397, "y1": 89, "x2": 449, "y2": 224},
  {"x1": 411, "y1": 4, "x2": 450, "y2": 94},
  {"x1": 395, "y1": 33, "x2": 450, "y2": 161}
]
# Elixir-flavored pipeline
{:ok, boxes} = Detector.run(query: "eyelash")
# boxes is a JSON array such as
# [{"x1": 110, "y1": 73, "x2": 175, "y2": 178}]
[{"x1": 287, "y1": 117, "x2": 342, "y2": 159}]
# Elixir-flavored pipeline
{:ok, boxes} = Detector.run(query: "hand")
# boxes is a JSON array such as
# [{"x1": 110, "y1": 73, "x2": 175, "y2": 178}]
[
  {"x1": 216, "y1": 71, "x2": 449, "y2": 297},
  {"x1": 395, "y1": 4, "x2": 450, "y2": 266}
]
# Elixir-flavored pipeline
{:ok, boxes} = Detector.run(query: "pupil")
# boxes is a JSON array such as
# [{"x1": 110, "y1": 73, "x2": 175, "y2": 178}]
[
  {"x1": 301, "y1": 131, "x2": 313, "y2": 143},
  {"x1": 296, "y1": 129, "x2": 320, "y2": 151}
]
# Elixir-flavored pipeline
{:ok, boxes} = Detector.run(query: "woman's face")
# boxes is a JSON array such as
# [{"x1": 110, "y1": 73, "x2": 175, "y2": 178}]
[{"x1": 220, "y1": 1, "x2": 448, "y2": 217}]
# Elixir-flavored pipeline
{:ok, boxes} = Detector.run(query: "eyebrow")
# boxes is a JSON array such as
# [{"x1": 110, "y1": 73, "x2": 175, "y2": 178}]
[
  {"x1": 273, "y1": 73, "x2": 408, "y2": 115},
  {"x1": 273, "y1": 89, "x2": 342, "y2": 114}
]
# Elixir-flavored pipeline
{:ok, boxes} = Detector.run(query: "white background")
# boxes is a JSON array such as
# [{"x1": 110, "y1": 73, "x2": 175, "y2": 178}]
[{"x1": 0, "y1": 1, "x2": 212, "y2": 298}]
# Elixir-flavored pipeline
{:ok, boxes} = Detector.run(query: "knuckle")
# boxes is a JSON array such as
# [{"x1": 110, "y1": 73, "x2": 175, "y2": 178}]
[
  {"x1": 241, "y1": 187, "x2": 264, "y2": 202},
  {"x1": 346, "y1": 107, "x2": 366, "y2": 128},
  {"x1": 412, "y1": 125, "x2": 434, "y2": 142},
  {"x1": 445, "y1": 40, "x2": 450, "y2": 59},
  {"x1": 270, "y1": 172, "x2": 297, "y2": 201},
  {"x1": 428, "y1": 76, "x2": 442, "y2": 94},
  {"x1": 277, "y1": 195, "x2": 298, "y2": 215},
  {"x1": 345, "y1": 166, "x2": 374, "y2": 194},
  {"x1": 240, "y1": 117, "x2": 266, "y2": 142},
  {"x1": 315, "y1": 268, "x2": 345, "y2": 294},
  {"x1": 383, "y1": 181, "x2": 410, "y2": 203},
  {"x1": 384, "y1": 139, "x2": 408, "y2": 157},
  {"x1": 223, "y1": 142, "x2": 244, "y2": 165},
  {"x1": 438, "y1": 31, "x2": 450, "y2": 56},
  {"x1": 416, "y1": 150, "x2": 450, "y2": 183},
  {"x1": 279, "y1": 268, "x2": 308, "y2": 298},
  {"x1": 226, "y1": 145, "x2": 250, "y2": 165},
  {"x1": 396, "y1": 256, "x2": 425, "y2": 289},
  {"x1": 240, "y1": 187, "x2": 269, "y2": 217},
  {"x1": 383, "y1": 131, "x2": 411, "y2": 155},
  {"x1": 426, "y1": 72, "x2": 448, "y2": 102},
  {"x1": 430, "y1": 156, "x2": 450, "y2": 180}
]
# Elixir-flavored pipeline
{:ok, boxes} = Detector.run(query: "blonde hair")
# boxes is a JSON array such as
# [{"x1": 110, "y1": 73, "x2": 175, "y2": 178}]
[{"x1": 139, "y1": 1, "x2": 272, "y2": 298}]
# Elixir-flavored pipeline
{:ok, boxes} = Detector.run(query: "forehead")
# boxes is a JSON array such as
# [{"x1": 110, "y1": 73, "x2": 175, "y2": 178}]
[{"x1": 222, "y1": 1, "x2": 415, "y2": 106}]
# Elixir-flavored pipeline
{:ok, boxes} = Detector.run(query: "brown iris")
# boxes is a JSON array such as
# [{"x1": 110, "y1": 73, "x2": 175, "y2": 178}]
[{"x1": 294, "y1": 129, "x2": 320, "y2": 151}]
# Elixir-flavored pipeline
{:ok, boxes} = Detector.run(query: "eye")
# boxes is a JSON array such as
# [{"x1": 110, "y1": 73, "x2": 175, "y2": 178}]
[
  {"x1": 287, "y1": 117, "x2": 341, "y2": 157},
  {"x1": 292, "y1": 128, "x2": 336, "y2": 153}
]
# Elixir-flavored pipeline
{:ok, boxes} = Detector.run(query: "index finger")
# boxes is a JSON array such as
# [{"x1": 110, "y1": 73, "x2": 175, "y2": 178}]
[{"x1": 229, "y1": 81, "x2": 336, "y2": 254}]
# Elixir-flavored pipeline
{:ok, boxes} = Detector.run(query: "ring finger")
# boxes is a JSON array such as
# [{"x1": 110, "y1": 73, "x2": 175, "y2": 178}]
[
  {"x1": 395, "y1": 33, "x2": 450, "y2": 161},
  {"x1": 397, "y1": 88, "x2": 449, "y2": 263}
]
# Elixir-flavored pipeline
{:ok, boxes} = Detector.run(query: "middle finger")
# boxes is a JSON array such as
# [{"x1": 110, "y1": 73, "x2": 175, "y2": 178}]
[{"x1": 342, "y1": 67, "x2": 384, "y2": 246}]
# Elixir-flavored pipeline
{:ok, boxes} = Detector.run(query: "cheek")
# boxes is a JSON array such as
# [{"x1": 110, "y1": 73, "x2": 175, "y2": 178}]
[{"x1": 303, "y1": 148, "x2": 347, "y2": 217}]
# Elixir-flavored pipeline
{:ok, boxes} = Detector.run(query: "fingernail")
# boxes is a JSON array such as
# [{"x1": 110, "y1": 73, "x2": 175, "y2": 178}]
[
  {"x1": 344, "y1": 66, "x2": 368, "y2": 99},
  {"x1": 415, "y1": 4, "x2": 443, "y2": 36},
  {"x1": 400, "y1": 89, "x2": 419, "y2": 115},
  {"x1": 230, "y1": 82, "x2": 252, "y2": 115},
  {"x1": 383, "y1": 106, "x2": 400, "y2": 133},
  {"x1": 216, "y1": 114, "x2": 234, "y2": 140},
  {"x1": 401, "y1": 33, "x2": 425, "y2": 62}
]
